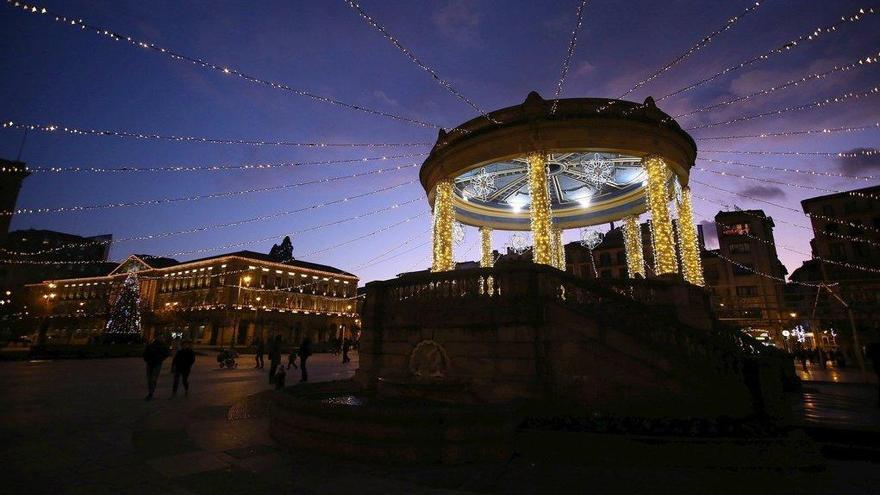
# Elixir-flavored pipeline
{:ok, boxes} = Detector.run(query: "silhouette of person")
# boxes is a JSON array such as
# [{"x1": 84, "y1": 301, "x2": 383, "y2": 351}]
[
  {"x1": 268, "y1": 335, "x2": 283, "y2": 385},
  {"x1": 171, "y1": 339, "x2": 196, "y2": 398},
  {"x1": 299, "y1": 336, "x2": 313, "y2": 383},
  {"x1": 143, "y1": 338, "x2": 170, "y2": 401}
]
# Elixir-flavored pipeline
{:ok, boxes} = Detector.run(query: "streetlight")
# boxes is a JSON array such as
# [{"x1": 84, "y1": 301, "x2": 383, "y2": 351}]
[
  {"x1": 232, "y1": 274, "x2": 252, "y2": 348},
  {"x1": 255, "y1": 296, "x2": 262, "y2": 342}
]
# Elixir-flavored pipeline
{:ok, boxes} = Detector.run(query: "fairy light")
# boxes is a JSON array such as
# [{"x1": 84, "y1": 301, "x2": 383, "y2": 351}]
[
  {"x1": 620, "y1": 0, "x2": 765, "y2": 98},
  {"x1": 4, "y1": 182, "x2": 418, "y2": 257},
  {"x1": 7, "y1": 0, "x2": 440, "y2": 129},
  {"x1": 3, "y1": 164, "x2": 417, "y2": 216},
  {"x1": 354, "y1": 229, "x2": 431, "y2": 270},
  {"x1": 686, "y1": 86, "x2": 880, "y2": 130},
  {"x1": 550, "y1": 0, "x2": 589, "y2": 114},
  {"x1": 700, "y1": 148, "x2": 880, "y2": 158},
  {"x1": 657, "y1": 6, "x2": 877, "y2": 102},
  {"x1": 694, "y1": 167, "x2": 880, "y2": 201},
  {"x1": 695, "y1": 123, "x2": 880, "y2": 141},
  {"x1": 0, "y1": 152, "x2": 427, "y2": 174},
  {"x1": 431, "y1": 179, "x2": 455, "y2": 272},
  {"x1": 623, "y1": 215, "x2": 645, "y2": 279},
  {"x1": 553, "y1": 227, "x2": 566, "y2": 270},
  {"x1": 527, "y1": 153, "x2": 554, "y2": 265},
  {"x1": 480, "y1": 226, "x2": 493, "y2": 268},
  {"x1": 676, "y1": 51, "x2": 880, "y2": 118},
  {"x1": 0, "y1": 119, "x2": 431, "y2": 148},
  {"x1": 698, "y1": 157, "x2": 879, "y2": 181},
  {"x1": 344, "y1": 1, "x2": 497, "y2": 124},
  {"x1": 643, "y1": 156, "x2": 678, "y2": 275},
  {"x1": 714, "y1": 251, "x2": 826, "y2": 288},
  {"x1": 677, "y1": 187, "x2": 705, "y2": 286}
]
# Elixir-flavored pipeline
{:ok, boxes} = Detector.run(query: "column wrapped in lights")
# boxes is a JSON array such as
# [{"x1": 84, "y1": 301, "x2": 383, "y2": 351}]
[
  {"x1": 527, "y1": 152, "x2": 554, "y2": 265},
  {"x1": 623, "y1": 215, "x2": 645, "y2": 279},
  {"x1": 676, "y1": 186, "x2": 705, "y2": 286},
  {"x1": 553, "y1": 227, "x2": 566, "y2": 270},
  {"x1": 643, "y1": 155, "x2": 679, "y2": 275},
  {"x1": 480, "y1": 226, "x2": 493, "y2": 268},
  {"x1": 431, "y1": 179, "x2": 455, "y2": 272}
]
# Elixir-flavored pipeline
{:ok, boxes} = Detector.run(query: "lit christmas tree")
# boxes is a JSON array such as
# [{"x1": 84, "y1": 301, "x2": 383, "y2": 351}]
[{"x1": 105, "y1": 271, "x2": 142, "y2": 337}]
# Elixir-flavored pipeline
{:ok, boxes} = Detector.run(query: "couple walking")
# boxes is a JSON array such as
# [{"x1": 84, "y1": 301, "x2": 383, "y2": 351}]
[
  {"x1": 143, "y1": 338, "x2": 196, "y2": 400},
  {"x1": 267, "y1": 335, "x2": 313, "y2": 387}
]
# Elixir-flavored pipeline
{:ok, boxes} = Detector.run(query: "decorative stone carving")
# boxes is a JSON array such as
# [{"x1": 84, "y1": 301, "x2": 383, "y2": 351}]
[{"x1": 409, "y1": 340, "x2": 449, "y2": 378}]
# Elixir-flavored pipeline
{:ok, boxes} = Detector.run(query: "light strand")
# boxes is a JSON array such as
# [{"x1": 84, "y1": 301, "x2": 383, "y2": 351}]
[
  {"x1": 303, "y1": 212, "x2": 429, "y2": 259},
  {"x1": 713, "y1": 251, "x2": 825, "y2": 288},
  {"x1": 685, "y1": 86, "x2": 880, "y2": 130},
  {"x1": 694, "y1": 123, "x2": 880, "y2": 141},
  {"x1": 7, "y1": 0, "x2": 441, "y2": 129},
  {"x1": 343, "y1": 0, "x2": 497, "y2": 123},
  {"x1": 694, "y1": 167, "x2": 880, "y2": 201},
  {"x1": 698, "y1": 157, "x2": 880, "y2": 181},
  {"x1": 0, "y1": 153, "x2": 427, "y2": 174},
  {"x1": 550, "y1": 0, "x2": 589, "y2": 114},
  {"x1": 527, "y1": 153, "x2": 554, "y2": 265},
  {"x1": 643, "y1": 156, "x2": 678, "y2": 275},
  {"x1": 353, "y1": 229, "x2": 431, "y2": 270},
  {"x1": 699, "y1": 148, "x2": 879, "y2": 158},
  {"x1": 620, "y1": 0, "x2": 766, "y2": 98},
  {"x1": 430, "y1": 179, "x2": 455, "y2": 272},
  {"x1": 657, "y1": 6, "x2": 877, "y2": 102},
  {"x1": 0, "y1": 120, "x2": 431, "y2": 148},
  {"x1": 4, "y1": 164, "x2": 417, "y2": 215},
  {"x1": 677, "y1": 187, "x2": 705, "y2": 286},
  {"x1": 622, "y1": 215, "x2": 645, "y2": 279}
]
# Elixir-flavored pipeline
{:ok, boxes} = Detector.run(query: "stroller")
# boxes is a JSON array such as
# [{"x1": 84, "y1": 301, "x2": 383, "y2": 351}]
[{"x1": 216, "y1": 348, "x2": 238, "y2": 369}]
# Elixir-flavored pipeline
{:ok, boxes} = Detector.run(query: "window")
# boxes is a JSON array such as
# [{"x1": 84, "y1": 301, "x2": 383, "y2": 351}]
[
  {"x1": 824, "y1": 223, "x2": 840, "y2": 234},
  {"x1": 735, "y1": 286, "x2": 758, "y2": 296},
  {"x1": 599, "y1": 252, "x2": 611, "y2": 267},
  {"x1": 732, "y1": 263, "x2": 754, "y2": 276},
  {"x1": 616, "y1": 251, "x2": 626, "y2": 265},
  {"x1": 729, "y1": 242, "x2": 751, "y2": 254},
  {"x1": 822, "y1": 204, "x2": 835, "y2": 216},
  {"x1": 721, "y1": 223, "x2": 750, "y2": 236},
  {"x1": 829, "y1": 243, "x2": 847, "y2": 261}
]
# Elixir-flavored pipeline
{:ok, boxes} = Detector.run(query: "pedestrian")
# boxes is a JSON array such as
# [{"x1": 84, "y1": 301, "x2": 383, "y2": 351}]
[
  {"x1": 287, "y1": 347, "x2": 298, "y2": 370},
  {"x1": 299, "y1": 335, "x2": 313, "y2": 383},
  {"x1": 143, "y1": 338, "x2": 170, "y2": 401},
  {"x1": 268, "y1": 335, "x2": 282, "y2": 385},
  {"x1": 341, "y1": 325, "x2": 351, "y2": 364},
  {"x1": 171, "y1": 339, "x2": 196, "y2": 398},
  {"x1": 865, "y1": 342, "x2": 880, "y2": 407},
  {"x1": 796, "y1": 349, "x2": 808, "y2": 372},
  {"x1": 274, "y1": 364, "x2": 287, "y2": 390},
  {"x1": 254, "y1": 338, "x2": 265, "y2": 369},
  {"x1": 836, "y1": 350, "x2": 847, "y2": 369}
]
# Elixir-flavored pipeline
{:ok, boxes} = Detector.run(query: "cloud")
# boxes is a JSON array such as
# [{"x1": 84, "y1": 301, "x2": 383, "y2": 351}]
[
  {"x1": 372, "y1": 90, "x2": 400, "y2": 108},
  {"x1": 432, "y1": 0, "x2": 482, "y2": 46},
  {"x1": 739, "y1": 185, "x2": 786, "y2": 200},
  {"x1": 837, "y1": 148, "x2": 880, "y2": 175}
]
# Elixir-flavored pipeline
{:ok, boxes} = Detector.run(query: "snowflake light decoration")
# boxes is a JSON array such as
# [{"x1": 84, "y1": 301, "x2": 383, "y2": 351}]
[
  {"x1": 453, "y1": 221, "x2": 465, "y2": 245},
  {"x1": 580, "y1": 153, "x2": 615, "y2": 189},
  {"x1": 579, "y1": 229, "x2": 604, "y2": 250},
  {"x1": 508, "y1": 233, "x2": 530, "y2": 254},
  {"x1": 469, "y1": 167, "x2": 496, "y2": 200}
]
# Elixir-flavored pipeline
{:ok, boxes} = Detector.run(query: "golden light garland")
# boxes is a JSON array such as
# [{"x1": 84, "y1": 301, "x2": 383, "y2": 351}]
[
  {"x1": 695, "y1": 167, "x2": 880, "y2": 201},
  {"x1": 527, "y1": 153, "x2": 554, "y2": 265},
  {"x1": 657, "y1": 6, "x2": 877, "y2": 102},
  {"x1": 7, "y1": 0, "x2": 440, "y2": 129},
  {"x1": 698, "y1": 157, "x2": 879, "y2": 181},
  {"x1": 694, "y1": 123, "x2": 880, "y2": 141},
  {"x1": 623, "y1": 215, "x2": 645, "y2": 279},
  {"x1": 676, "y1": 187, "x2": 705, "y2": 286},
  {"x1": 700, "y1": 148, "x2": 879, "y2": 158},
  {"x1": 431, "y1": 179, "x2": 455, "y2": 272},
  {"x1": 620, "y1": 0, "x2": 766, "y2": 98},
  {"x1": 555, "y1": 228, "x2": 566, "y2": 270},
  {"x1": 643, "y1": 156, "x2": 678, "y2": 275},
  {"x1": 480, "y1": 226, "x2": 493, "y2": 268}
]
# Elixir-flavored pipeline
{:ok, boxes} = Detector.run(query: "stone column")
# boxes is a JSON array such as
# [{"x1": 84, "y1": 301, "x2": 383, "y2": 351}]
[
  {"x1": 642, "y1": 155, "x2": 679, "y2": 275},
  {"x1": 676, "y1": 186, "x2": 705, "y2": 286},
  {"x1": 431, "y1": 179, "x2": 455, "y2": 272},
  {"x1": 552, "y1": 227, "x2": 566, "y2": 270},
  {"x1": 623, "y1": 215, "x2": 645, "y2": 278},
  {"x1": 526, "y1": 152, "x2": 553, "y2": 265},
  {"x1": 479, "y1": 226, "x2": 493, "y2": 268}
]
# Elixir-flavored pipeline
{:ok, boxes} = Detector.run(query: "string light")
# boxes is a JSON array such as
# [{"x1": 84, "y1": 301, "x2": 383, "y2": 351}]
[
  {"x1": 700, "y1": 148, "x2": 880, "y2": 158},
  {"x1": 343, "y1": 1, "x2": 497, "y2": 124},
  {"x1": 686, "y1": 86, "x2": 880, "y2": 130},
  {"x1": 676, "y1": 50, "x2": 880, "y2": 118},
  {"x1": 353, "y1": 229, "x2": 431, "y2": 270},
  {"x1": 431, "y1": 179, "x2": 455, "y2": 272},
  {"x1": 305, "y1": 211, "x2": 429, "y2": 259},
  {"x1": 0, "y1": 153, "x2": 427, "y2": 175},
  {"x1": 620, "y1": 0, "x2": 765, "y2": 98},
  {"x1": 623, "y1": 215, "x2": 645, "y2": 279},
  {"x1": 554, "y1": 227, "x2": 566, "y2": 270},
  {"x1": 698, "y1": 157, "x2": 880, "y2": 181},
  {"x1": 643, "y1": 156, "x2": 678, "y2": 275},
  {"x1": 3, "y1": 164, "x2": 417, "y2": 216},
  {"x1": 677, "y1": 187, "x2": 705, "y2": 286},
  {"x1": 694, "y1": 123, "x2": 880, "y2": 141},
  {"x1": 694, "y1": 167, "x2": 880, "y2": 201},
  {"x1": 713, "y1": 251, "x2": 826, "y2": 288},
  {"x1": 480, "y1": 226, "x2": 493, "y2": 268},
  {"x1": 527, "y1": 153, "x2": 554, "y2": 265},
  {"x1": 3, "y1": 181, "x2": 418, "y2": 257},
  {"x1": 550, "y1": 0, "x2": 589, "y2": 115},
  {"x1": 7, "y1": 0, "x2": 441, "y2": 129},
  {"x1": 657, "y1": 6, "x2": 877, "y2": 102},
  {"x1": 0, "y1": 120, "x2": 431, "y2": 148}
]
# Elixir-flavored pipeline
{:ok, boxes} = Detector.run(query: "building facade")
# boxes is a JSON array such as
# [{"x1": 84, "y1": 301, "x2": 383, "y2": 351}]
[{"x1": 26, "y1": 250, "x2": 359, "y2": 346}]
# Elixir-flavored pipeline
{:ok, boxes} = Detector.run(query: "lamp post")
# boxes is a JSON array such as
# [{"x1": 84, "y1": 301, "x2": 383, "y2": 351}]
[
  {"x1": 254, "y1": 296, "x2": 262, "y2": 342},
  {"x1": 232, "y1": 275, "x2": 251, "y2": 348}
]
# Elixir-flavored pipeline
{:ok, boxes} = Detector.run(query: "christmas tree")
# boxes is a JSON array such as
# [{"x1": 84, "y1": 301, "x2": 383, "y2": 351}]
[{"x1": 105, "y1": 272, "x2": 142, "y2": 338}]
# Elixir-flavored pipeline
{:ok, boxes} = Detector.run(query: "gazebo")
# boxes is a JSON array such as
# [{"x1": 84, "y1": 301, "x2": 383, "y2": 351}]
[{"x1": 420, "y1": 91, "x2": 704, "y2": 286}]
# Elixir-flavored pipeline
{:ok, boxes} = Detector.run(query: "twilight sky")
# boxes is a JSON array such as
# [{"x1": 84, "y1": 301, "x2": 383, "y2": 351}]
[{"x1": 1, "y1": 0, "x2": 878, "y2": 283}]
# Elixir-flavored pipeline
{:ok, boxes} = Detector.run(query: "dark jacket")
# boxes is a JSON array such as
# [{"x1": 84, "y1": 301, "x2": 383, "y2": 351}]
[
  {"x1": 299, "y1": 338, "x2": 313, "y2": 358},
  {"x1": 172, "y1": 348, "x2": 196, "y2": 372},
  {"x1": 143, "y1": 341, "x2": 170, "y2": 366}
]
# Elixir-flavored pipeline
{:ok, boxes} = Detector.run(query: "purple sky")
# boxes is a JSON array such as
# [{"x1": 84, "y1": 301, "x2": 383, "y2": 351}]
[{"x1": 1, "y1": 0, "x2": 878, "y2": 283}]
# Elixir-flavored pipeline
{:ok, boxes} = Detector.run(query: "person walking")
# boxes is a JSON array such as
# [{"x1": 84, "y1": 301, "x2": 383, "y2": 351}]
[
  {"x1": 299, "y1": 336, "x2": 313, "y2": 383},
  {"x1": 254, "y1": 338, "x2": 265, "y2": 369},
  {"x1": 143, "y1": 338, "x2": 170, "y2": 401},
  {"x1": 341, "y1": 325, "x2": 351, "y2": 364},
  {"x1": 171, "y1": 339, "x2": 196, "y2": 398},
  {"x1": 287, "y1": 347, "x2": 298, "y2": 370},
  {"x1": 268, "y1": 335, "x2": 283, "y2": 385}
]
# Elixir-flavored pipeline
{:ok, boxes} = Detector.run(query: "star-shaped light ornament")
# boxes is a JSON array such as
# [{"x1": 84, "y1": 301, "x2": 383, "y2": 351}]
[
  {"x1": 452, "y1": 222, "x2": 466, "y2": 246},
  {"x1": 580, "y1": 154, "x2": 615, "y2": 189},
  {"x1": 579, "y1": 229, "x2": 604, "y2": 249},
  {"x1": 470, "y1": 167, "x2": 496, "y2": 200},
  {"x1": 509, "y1": 233, "x2": 530, "y2": 254}
]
